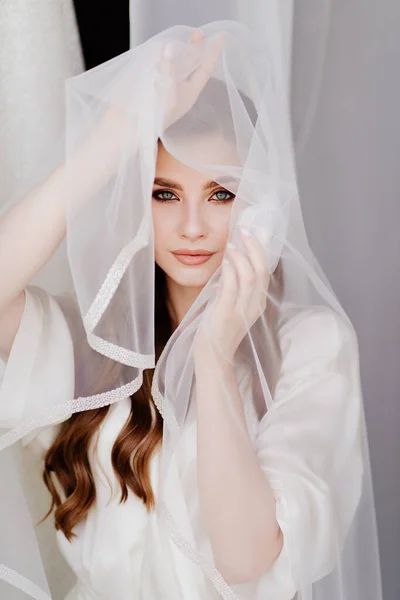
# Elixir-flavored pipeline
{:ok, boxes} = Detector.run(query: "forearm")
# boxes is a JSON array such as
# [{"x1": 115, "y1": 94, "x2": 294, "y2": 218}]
[
  {"x1": 0, "y1": 108, "x2": 138, "y2": 311},
  {"x1": 194, "y1": 353, "x2": 282, "y2": 583},
  {"x1": 0, "y1": 167, "x2": 67, "y2": 310}
]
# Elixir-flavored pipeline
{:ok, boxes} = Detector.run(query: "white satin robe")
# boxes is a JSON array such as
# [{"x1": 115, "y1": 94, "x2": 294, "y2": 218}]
[{"x1": 0, "y1": 286, "x2": 363, "y2": 600}]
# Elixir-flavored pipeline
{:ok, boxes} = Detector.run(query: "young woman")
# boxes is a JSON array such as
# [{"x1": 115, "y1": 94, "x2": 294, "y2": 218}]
[{"x1": 0, "y1": 22, "x2": 381, "y2": 600}]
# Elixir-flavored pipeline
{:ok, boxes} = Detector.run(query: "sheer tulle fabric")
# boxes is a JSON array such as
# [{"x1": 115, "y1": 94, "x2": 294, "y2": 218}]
[{"x1": 0, "y1": 20, "x2": 381, "y2": 600}]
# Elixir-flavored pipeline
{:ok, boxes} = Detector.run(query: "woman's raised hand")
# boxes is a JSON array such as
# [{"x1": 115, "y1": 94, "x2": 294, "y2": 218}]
[
  {"x1": 159, "y1": 29, "x2": 226, "y2": 130},
  {"x1": 194, "y1": 231, "x2": 271, "y2": 363}
]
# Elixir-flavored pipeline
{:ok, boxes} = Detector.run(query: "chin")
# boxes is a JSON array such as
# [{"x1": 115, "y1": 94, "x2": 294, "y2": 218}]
[{"x1": 163, "y1": 262, "x2": 218, "y2": 289}]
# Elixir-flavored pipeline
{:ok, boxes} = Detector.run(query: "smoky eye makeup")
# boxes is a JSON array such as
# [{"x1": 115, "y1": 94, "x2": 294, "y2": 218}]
[
  {"x1": 152, "y1": 188, "x2": 236, "y2": 203},
  {"x1": 152, "y1": 189, "x2": 178, "y2": 202},
  {"x1": 209, "y1": 189, "x2": 236, "y2": 203}
]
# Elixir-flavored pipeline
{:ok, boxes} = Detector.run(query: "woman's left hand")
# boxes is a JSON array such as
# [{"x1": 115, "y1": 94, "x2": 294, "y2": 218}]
[{"x1": 193, "y1": 230, "x2": 271, "y2": 362}]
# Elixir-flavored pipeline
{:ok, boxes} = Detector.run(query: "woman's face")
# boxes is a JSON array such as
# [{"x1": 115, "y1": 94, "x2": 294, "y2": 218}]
[{"x1": 152, "y1": 138, "x2": 238, "y2": 290}]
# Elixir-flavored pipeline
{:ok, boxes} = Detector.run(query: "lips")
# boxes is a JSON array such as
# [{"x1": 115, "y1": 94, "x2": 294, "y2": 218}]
[{"x1": 171, "y1": 250, "x2": 214, "y2": 266}]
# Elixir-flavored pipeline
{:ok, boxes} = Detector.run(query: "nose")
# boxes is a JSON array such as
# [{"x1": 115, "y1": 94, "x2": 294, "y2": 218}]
[{"x1": 178, "y1": 200, "x2": 208, "y2": 242}]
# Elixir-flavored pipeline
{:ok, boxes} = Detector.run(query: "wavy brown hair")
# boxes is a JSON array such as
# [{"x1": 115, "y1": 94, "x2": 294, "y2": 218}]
[{"x1": 42, "y1": 264, "x2": 170, "y2": 541}]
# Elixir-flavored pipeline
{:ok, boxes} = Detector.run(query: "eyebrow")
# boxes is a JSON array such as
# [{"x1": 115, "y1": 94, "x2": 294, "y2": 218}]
[{"x1": 153, "y1": 176, "x2": 236, "y2": 191}]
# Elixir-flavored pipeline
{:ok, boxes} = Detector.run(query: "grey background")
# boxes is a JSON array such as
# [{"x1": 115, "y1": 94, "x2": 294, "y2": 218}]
[{"x1": 291, "y1": 3, "x2": 400, "y2": 599}]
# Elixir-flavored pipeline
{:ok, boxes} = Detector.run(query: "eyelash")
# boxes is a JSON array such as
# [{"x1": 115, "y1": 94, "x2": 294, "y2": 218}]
[{"x1": 152, "y1": 189, "x2": 235, "y2": 204}]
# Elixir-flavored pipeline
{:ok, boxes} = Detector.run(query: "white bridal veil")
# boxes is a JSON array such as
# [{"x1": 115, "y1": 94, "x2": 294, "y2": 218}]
[{"x1": 0, "y1": 19, "x2": 382, "y2": 600}]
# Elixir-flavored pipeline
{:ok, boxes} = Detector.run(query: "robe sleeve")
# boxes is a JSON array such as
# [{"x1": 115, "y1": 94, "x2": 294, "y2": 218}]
[
  {"x1": 254, "y1": 307, "x2": 363, "y2": 597},
  {"x1": 0, "y1": 285, "x2": 75, "y2": 457}
]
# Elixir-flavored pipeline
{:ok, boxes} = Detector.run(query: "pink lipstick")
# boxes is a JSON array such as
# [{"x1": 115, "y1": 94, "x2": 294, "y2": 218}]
[{"x1": 171, "y1": 249, "x2": 214, "y2": 266}]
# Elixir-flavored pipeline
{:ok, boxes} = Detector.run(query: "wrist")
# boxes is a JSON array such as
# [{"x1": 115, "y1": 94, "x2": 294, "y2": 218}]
[{"x1": 193, "y1": 341, "x2": 236, "y2": 372}]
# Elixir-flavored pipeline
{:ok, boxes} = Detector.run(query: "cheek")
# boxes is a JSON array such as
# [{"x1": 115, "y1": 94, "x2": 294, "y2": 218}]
[
  {"x1": 152, "y1": 207, "x2": 178, "y2": 268},
  {"x1": 214, "y1": 209, "x2": 232, "y2": 247},
  {"x1": 152, "y1": 205, "x2": 169, "y2": 249}
]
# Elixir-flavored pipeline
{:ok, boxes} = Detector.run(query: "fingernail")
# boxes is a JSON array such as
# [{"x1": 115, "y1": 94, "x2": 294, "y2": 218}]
[
  {"x1": 226, "y1": 242, "x2": 236, "y2": 250},
  {"x1": 223, "y1": 257, "x2": 230, "y2": 265},
  {"x1": 163, "y1": 42, "x2": 175, "y2": 60},
  {"x1": 241, "y1": 228, "x2": 252, "y2": 237}
]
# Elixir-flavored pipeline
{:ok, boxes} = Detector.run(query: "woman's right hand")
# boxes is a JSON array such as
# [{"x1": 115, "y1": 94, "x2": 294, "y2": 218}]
[{"x1": 159, "y1": 29, "x2": 226, "y2": 130}]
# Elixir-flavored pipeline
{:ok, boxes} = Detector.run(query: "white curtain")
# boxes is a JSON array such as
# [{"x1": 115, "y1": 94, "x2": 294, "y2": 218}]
[
  {"x1": 0, "y1": 2, "x2": 83, "y2": 596},
  {"x1": 291, "y1": 3, "x2": 400, "y2": 598},
  {"x1": 0, "y1": 0, "x2": 84, "y2": 202}
]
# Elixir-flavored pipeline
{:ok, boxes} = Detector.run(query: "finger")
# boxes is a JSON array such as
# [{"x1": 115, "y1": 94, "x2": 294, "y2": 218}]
[
  {"x1": 159, "y1": 44, "x2": 176, "y2": 80},
  {"x1": 240, "y1": 229, "x2": 270, "y2": 289},
  {"x1": 238, "y1": 232, "x2": 269, "y2": 319},
  {"x1": 191, "y1": 29, "x2": 204, "y2": 44},
  {"x1": 217, "y1": 258, "x2": 237, "y2": 308},
  {"x1": 225, "y1": 243, "x2": 255, "y2": 305},
  {"x1": 187, "y1": 32, "x2": 225, "y2": 89}
]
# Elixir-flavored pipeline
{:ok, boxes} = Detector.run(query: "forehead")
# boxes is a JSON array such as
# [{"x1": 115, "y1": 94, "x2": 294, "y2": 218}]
[{"x1": 156, "y1": 133, "x2": 241, "y2": 182}]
